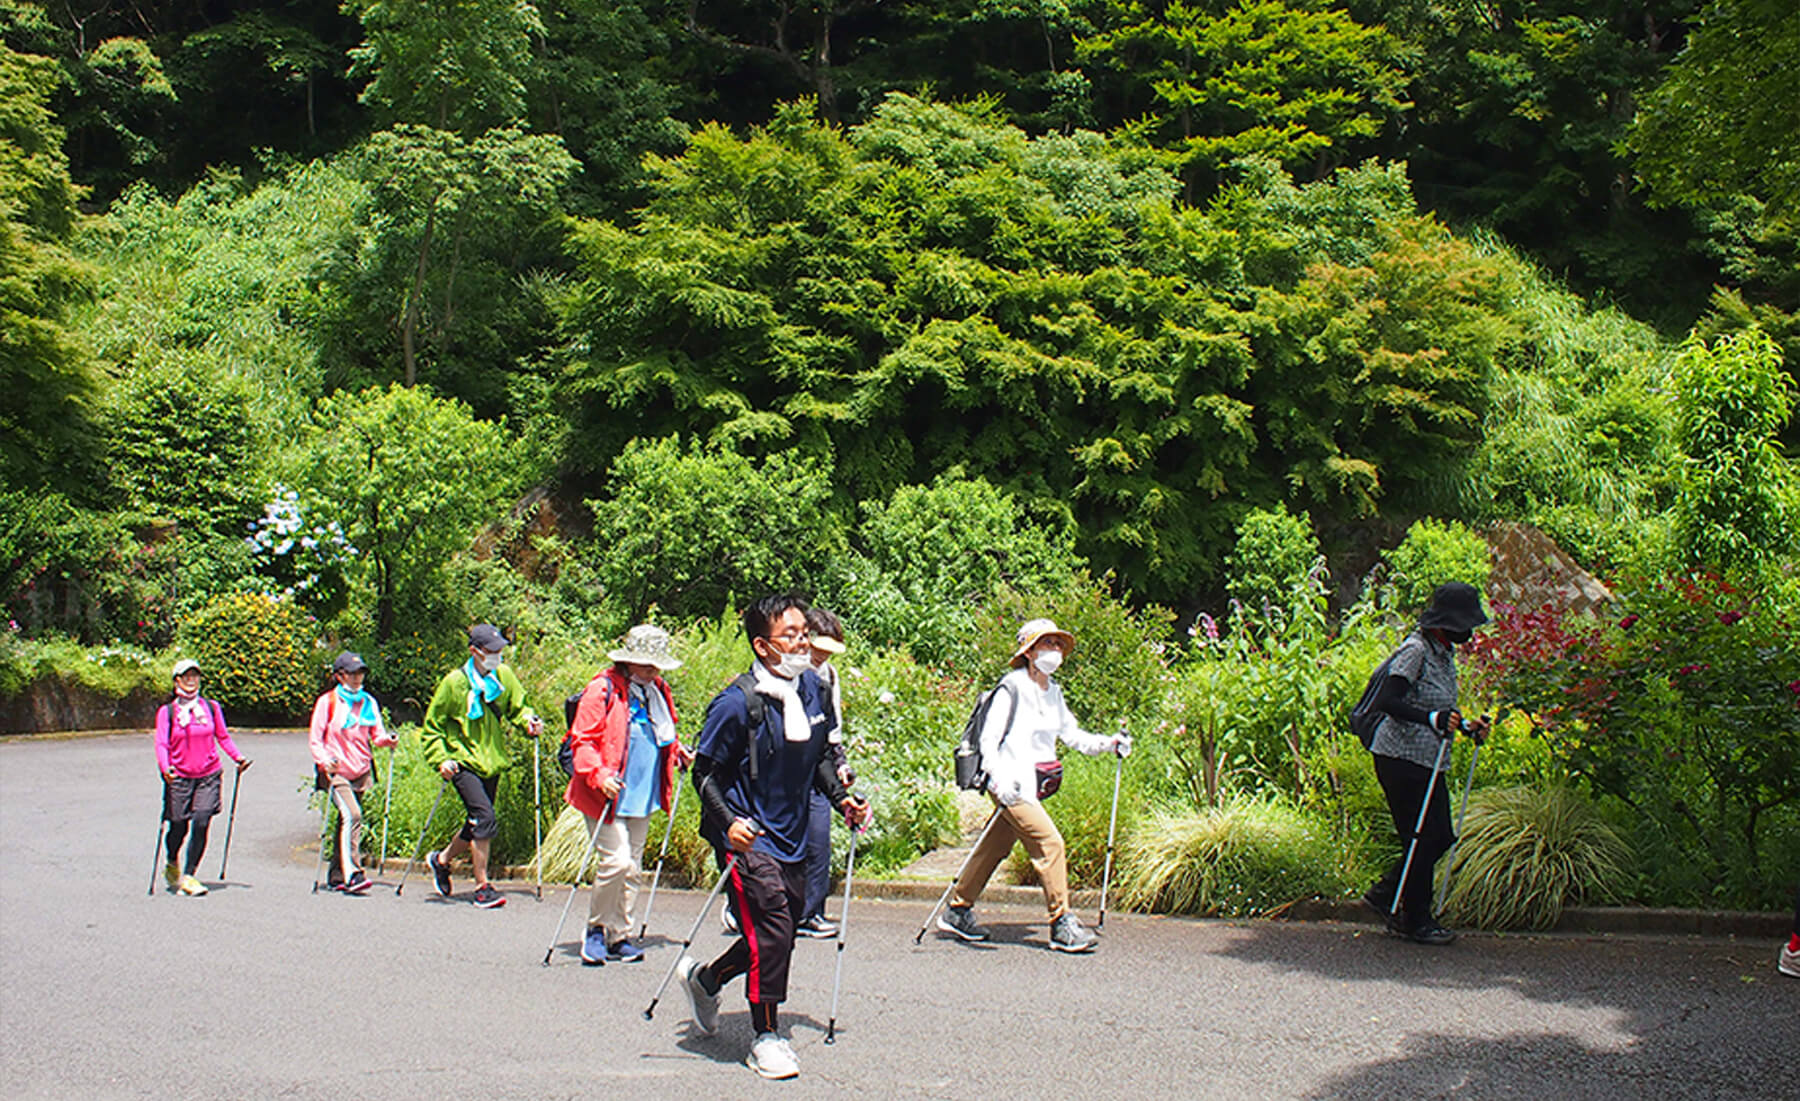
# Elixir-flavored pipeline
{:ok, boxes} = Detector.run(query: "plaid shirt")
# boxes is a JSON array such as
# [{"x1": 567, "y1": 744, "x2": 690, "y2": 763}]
[{"x1": 1370, "y1": 631, "x2": 1461, "y2": 769}]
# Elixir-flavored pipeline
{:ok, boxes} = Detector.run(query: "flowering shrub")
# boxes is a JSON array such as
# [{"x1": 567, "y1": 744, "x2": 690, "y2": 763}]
[
  {"x1": 1465, "y1": 573, "x2": 1800, "y2": 907},
  {"x1": 245, "y1": 486, "x2": 356, "y2": 614},
  {"x1": 179, "y1": 592, "x2": 322, "y2": 717}
]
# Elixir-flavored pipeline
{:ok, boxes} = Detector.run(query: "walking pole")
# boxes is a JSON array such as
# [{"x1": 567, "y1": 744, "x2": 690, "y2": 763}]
[
  {"x1": 148, "y1": 787, "x2": 170, "y2": 896},
  {"x1": 312, "y1": 780, "x2": 338, "y2": 894},
  {"x1": 1098, "y1": 725, "x2": 1127, "y2": 931},
  {"x1": 542, "y1": 806, "x2": 613, "y2": 966},
  {"x1": 1435, "y1": 738, "x2": 1483, "y2": 917},
  {"x1": 395, "y1": 779, "x2": 449, "y2": 896},
  {"x1": 1390, "y1": 734, "x2": 1452, "y2": 923},
  {"x1": 216, "y1": 764, "x2": 243, "y2": 880},
  {"x1": 378, "y1": 744, "x2": 395, "y2": 872},
  {"x1": 643, "y1": 852, "x2": 741, "y2": 1021},
  {"x1": 637, "y1": 778, "x2": 683, "y2": 939},
  {"x1": 532, "y1": 735, "x2": 544, "y2": 901},
  {"x1": 824, "y1": 819, "x2": 865, "y2": 1045},
  {"x1": 914, "y1": 807, "x2": 1005, "y2": 945}
]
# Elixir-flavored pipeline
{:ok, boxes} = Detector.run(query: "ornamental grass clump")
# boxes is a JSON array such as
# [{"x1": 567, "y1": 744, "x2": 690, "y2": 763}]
[
  {"x1": 1442, "y1": 785, "x2": 1631, "y2": 930},
  {"x1": 1116, "y1": 795, "x2": 1352, "y2": 917}
]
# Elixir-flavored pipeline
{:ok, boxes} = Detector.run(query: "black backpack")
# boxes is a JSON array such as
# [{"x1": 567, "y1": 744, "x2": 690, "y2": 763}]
[
  {"x1": 953, "y1": 680, "x2": 1018, "y2": 790},
  {"x1": 559, "y1": 675, "x2": 619, "y2": 777},
  {"x1": 1349, "y1": 652, "x2": 1398, "y2": 750}
]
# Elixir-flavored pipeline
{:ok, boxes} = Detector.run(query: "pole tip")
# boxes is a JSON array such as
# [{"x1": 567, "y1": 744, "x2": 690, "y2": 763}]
[{"x1": 641, "y1": 1008, "x2": 655, "y2": 1021}]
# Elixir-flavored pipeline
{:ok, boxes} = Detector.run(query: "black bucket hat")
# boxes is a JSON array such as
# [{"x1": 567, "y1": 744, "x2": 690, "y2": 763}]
[{"x1": 1418, "y1": 582, "x2": 1489, "y2": 633}]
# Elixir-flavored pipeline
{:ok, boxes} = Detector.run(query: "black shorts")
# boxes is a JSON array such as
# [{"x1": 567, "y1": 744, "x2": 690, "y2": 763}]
[
  {"x1": 165, "y1": 772, "x2": 223, "y2": 823},
  {"x1": 453, "y1": 769, "x2": 501, "y2": 841}
]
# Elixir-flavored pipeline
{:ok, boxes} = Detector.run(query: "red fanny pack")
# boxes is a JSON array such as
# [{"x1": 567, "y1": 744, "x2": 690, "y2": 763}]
[{"x1": 1035, "y1": 760, "x2": 1064, "y2": 800}]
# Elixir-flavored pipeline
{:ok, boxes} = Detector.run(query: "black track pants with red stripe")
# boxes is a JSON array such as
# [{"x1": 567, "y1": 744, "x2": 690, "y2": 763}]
[{"x1": 706, "y1": 848, "x2": 805, "y2": 1007}]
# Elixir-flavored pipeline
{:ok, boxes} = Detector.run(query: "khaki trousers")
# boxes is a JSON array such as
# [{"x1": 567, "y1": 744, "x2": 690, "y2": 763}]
[
  {"x1": 950, "y1": 798, "x2": 1069, "y2": 919},
  {"x1": 584, "y1": 814, "x2": 650, "y2": 935}
]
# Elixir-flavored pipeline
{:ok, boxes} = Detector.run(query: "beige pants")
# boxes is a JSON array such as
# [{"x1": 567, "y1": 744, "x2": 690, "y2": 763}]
[
  {"x1": 328, "y1": 772, "x2": 372, "y2": 879},
  {"x1": 584, "y1": 814, "x2": 651, "y2": 935},
  {"x1": 950, "y1": 798, "x2": 1069, "y2": 920}
]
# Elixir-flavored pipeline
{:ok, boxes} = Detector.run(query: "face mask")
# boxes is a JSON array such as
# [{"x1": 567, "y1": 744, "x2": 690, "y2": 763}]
[
  {"x1": 1445, "y1": 628, "x2": 1472, "y2": 645},
  {"x1": 775, "y1": 648, "x2": 812, "y2": 679},
  {"x1": 474, "y1": 651, "x2": 503, "y2": 674},
  {"x1": 1033, "y1": 650, "x2": 1064, "y2": 676}
]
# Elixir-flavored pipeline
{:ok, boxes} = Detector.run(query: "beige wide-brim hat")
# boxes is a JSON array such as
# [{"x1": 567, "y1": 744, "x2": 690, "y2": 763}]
[
  {"x1": 608, "y1": 624, "x2": 682, "y2": 671},
  {"x1": 1010, "y1": 618, "x2": 1075, "y2": 667},
  {"x1": 810, "y1": 634, "x2": 846, "y2": 654}
]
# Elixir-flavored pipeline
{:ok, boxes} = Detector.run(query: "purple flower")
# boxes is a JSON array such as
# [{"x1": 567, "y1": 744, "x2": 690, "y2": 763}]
[
  {"x1": 1618, "y1": 614, "x2": 1639, "y2": 630},
  {"x1": 1717, "y1": 610, "x2": 1744, "y2": 626}
]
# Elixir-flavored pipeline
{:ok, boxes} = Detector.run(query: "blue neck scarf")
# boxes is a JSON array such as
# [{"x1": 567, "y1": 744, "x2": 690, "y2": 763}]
[
  {"x1": 334, "y1": 684, "x2": 380, "y2": 729},
  {"x1": 463, "y1": 658, "x2": 504, "y2": 721}
]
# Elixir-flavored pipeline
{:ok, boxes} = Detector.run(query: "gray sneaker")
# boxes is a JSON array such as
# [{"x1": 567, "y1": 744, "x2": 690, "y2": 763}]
[
  {"x1": 678, "y1": 955, "x2": 719, "y2": 1036},
  {"x1": 1049, "y1": 913, "x2": 1097, "y2": 953},
  {"x1": 936, "y1": 905, "x2": 990, "y2": 942}
]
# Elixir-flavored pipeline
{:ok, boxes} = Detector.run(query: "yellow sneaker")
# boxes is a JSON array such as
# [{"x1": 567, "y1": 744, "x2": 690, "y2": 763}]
[
  {"x1": 163, "y1": 862, "x2": 180, "y2": 890},
  {"x1": 178, "y1": 874, "x2": 208, "y2": 896}
]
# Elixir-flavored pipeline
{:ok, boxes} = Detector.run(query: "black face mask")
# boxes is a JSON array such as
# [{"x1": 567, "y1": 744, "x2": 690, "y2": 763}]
[{"x1": 1444, "y1": 627, "x2": 1473, "y2": 645}]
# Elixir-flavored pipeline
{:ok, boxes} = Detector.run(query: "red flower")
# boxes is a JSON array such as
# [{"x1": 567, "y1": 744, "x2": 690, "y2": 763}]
[
  {"x1": 1717, "y1": 610, "x2": 1743, "y2": 626},
  {"x1": 1677, "y1": 663, "x2": 1705, "y2": 675},
  {"x1": 1619, "y1": 614, "x2": 1640, "y2": 630}
]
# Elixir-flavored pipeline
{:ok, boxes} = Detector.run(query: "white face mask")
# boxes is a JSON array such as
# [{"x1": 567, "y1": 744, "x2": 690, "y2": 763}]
[
  {"x1": 474, "y1": 651, "x2": 503, "y2": 675},
  {"x1": 774, "y1": 648, "x2": 812, "y2": 679},
  {"x1": 1032, "y1": 649, "x2": 1064, "y2": 676}
]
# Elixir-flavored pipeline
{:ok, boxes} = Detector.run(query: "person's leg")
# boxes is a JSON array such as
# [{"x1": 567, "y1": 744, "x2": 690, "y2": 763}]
[
  {"x1": 1373, "y1": 755, "x2": 1452, "y2": 927},
  {"x1": 1005, "y1": 801, "x2": 1070, "y2": 920},
  {"x1": 165, "y1": 819, "x2": 189, "y2": 864},
  {"x1": 620, "y1": 815, "x2": 650, "y2": 932},
  {"x1": 183, "y1": 818, "x2": 212, "y2": 874},
  {"x1": 448, "y1": 770, "x2": 499, "y2": 885},
  {"x1": 949, "y1": 804, "x2": 1020, "y2": 909},
  {"x1": 801, "y1": 791, "x2": 832, "y2": 921},
  {"x1": 330, "y1": 776, "x2": 363, "y2": 880},
  {"x1": 587, "y1": 815, "x2": 632, "y2": 934}
]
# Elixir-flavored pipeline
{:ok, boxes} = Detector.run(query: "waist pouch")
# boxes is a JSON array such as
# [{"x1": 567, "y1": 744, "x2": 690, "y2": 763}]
[{"x1": 1035, "y1": 760, "x2": 1064, "y2": 800}]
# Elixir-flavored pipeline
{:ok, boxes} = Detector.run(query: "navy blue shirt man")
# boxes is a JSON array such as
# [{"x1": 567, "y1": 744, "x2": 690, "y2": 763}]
[{"x1": 676, "y1": 593, "x2": 868, "y2": 1081}]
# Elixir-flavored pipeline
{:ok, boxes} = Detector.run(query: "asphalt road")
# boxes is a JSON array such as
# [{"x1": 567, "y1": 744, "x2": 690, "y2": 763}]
[{"x1": 2, "y1": 730, "x2": 1793, "y2": 1100}]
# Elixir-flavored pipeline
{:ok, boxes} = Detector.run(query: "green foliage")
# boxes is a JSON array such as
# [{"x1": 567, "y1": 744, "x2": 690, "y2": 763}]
[
  {"x1": 0, "y1": 633, "x2": 167, "y2": 701},
  {"x1": 362, "y1": 723, "x2": 549, "y2": 869},
  {"x1": 1381, "y1": 518, "x2": 1490, "y2": 615},
  {"x1": 832, "y1": 470, "x2": 1084, "y2": 666},
  {"x1": 178, "y1": 592, "x2": 322, "y2": 716},
  {"x1": 1670, "y1": 329, "x2": 1796, "y2": 570},
  {"x1": 585, "y1": 436, "x2": 844, "y2": 623},
  {"x1": 296, "y1": 385, "x2": 516, "y2": 641},
  {"x1": 0, "y1": 41, "x2": 97, "y2": 495},
  {"x1": 1078, "y1": 0, "x2": 1410, "y2": 192},
  {"x1": 1225, "y1": 504, "x2": 1319, "y2": 612},
  {"x1": 1631, "y1": 0, "x2": 1800, "y2": 215},
  {"x1": 103, "y1": 361, "x2": 264, "y2": 534},
  {"x1": 1466, "y1": 573, "x2": 1800, "y2": 908},
  {"x1": 1115, "y1": 795, "x2": 1362, "y2": 917},
  {"x1": 1442, "y1": 785, "x2": 1631, "y2": 931},
  {"x1": 344, "y1": 0, "x2": 541, "y2": 132}
]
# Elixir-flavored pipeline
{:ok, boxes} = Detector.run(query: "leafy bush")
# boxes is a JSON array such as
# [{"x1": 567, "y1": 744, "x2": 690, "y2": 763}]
[
  {"x1": 0, "y1": 633, "x2": 168, "y2": 701},
  {"x1": 1115, "y1": 794, "x2": 1361, "y2": 917},
  {"x1": 1225, "y1": 504, "x2": 1319, "y2": 612},
  {"x1": 103, "y1": 360, "x2": 264, "y2": 535},
  {"x1": 1382, "y1": 517, "x2": 1490, "y2": 615},
  {"x1": 1442, "y1": 785, "x2": 1631, "y2": 930},
  {"x1": 585, "y1": 437, "x2": 844, "y2": 622},
  {"x1": 178, "y1": 592, "x2": 321, "y2": 716},
  {"x1": 364, "y1": 723, "x2": 556, "y2": 871}
]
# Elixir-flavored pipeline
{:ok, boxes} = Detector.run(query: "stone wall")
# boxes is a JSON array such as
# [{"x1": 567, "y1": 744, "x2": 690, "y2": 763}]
[{"x1": 0, "y1": 679, "x2": 165, "y2": 735}]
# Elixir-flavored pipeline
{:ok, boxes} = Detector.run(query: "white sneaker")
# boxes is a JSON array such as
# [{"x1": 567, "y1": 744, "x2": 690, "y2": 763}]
[
  {"x1": 722, "y1": 905, "x2": 739, "y2": 935},
  {"x1": 746, "y1": 1032, "x2": 799, "y2": 1080},
  {"x1": 677, "y1": 955, "x2": 719, "y2": 1036},
  {"x1": 1780, "y1": 943, "x2": 1799, "y2": 978}
]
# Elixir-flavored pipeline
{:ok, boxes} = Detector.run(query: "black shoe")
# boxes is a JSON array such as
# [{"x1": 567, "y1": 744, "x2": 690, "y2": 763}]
[
  {"x1": 1363, "y1": 889, "x2": 1404, "y2": 934},
  {"x1": 1403, "y1": 920, "x2": 1457, "y2": 946},
  {"x1": 427, "y1": 850, "x2": 452, "y2": 898},
  {"x1": 795, "y1": 914, "x2": 838, "y2": 939},
  {"x1": 471, "y1": 884, "x2": 506, "y2": 909}
]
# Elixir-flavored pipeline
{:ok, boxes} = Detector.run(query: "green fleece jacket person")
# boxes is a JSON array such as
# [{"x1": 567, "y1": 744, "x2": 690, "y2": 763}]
[
  {"x1": 418, "y1": 624, "x2": 543, "y2": 909},
  {"x1": 421, "y1": 661, "x2": 537, "y2": 776}
]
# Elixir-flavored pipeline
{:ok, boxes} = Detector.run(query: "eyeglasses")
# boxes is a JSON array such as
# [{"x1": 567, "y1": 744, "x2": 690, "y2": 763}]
[{"x1": 766, "y1": 630, "x2": 809, "y2": 643}]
